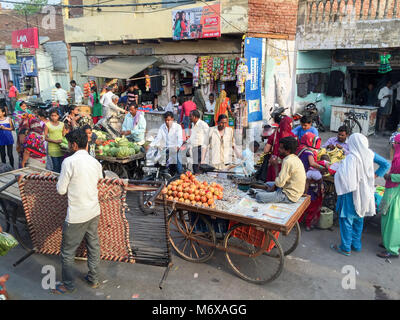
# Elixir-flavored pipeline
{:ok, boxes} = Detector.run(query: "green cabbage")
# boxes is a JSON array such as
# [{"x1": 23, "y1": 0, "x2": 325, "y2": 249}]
[{"x1": 128, "y1": 148, "x2": 136, "y2": 155}]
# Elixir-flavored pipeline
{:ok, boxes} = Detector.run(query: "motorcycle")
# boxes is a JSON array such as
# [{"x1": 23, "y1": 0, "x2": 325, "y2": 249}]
[
  {"x1": 26, "y1": 99, "x2": 53, "y2": 114},
  {"x1": 302, "y1": 94, "x2": 326, "y2": 132}
]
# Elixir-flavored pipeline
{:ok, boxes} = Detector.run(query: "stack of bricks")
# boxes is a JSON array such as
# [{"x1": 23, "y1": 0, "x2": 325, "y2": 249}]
[{"x1": 248, "y1": 0, "x2": 299, "y2": 39}]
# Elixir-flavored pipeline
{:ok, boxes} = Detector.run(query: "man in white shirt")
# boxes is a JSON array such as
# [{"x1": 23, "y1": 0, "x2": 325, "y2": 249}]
[
  {"x1": 377, "y1": 80, "x2": 393, "y2": 132},
  {"x1": 70, "y1": 80, "x2": 84, "y2": 104},
  {"x1": 392, "y1": 80, "x2": 400, "y2": 127},
  {"x1": 150, "y1": 111, "x2": 183, "y2": 175},
  {"x1": 205, "y1": 93, "x2": 216, "y2": 113},
  {"x1": 187, "y1": 110, "x2": 209, "y2": 174},
  {"x1": 164, "y1": 95, "x2": 179, "y2": 120},
  {"x1": 100, "y1": 86, "x2": 114, "y2": 107},
  {"x1": 54, "y1": 129, "x2": 103, "y2": 294},
  {"x1": 54, "y1": 83, "x2": 69, "y2": 115}
]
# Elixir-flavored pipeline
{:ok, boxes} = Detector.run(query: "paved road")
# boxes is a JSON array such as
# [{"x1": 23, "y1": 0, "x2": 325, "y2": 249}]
[{"x1": 0, "y1": 131, "x2": 399, "y2": 300}]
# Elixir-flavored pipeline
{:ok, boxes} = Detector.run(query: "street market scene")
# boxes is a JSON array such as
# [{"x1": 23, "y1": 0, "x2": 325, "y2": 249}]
[{"x1": 0, "y1": 0, "x2": 400, "y2": 303}]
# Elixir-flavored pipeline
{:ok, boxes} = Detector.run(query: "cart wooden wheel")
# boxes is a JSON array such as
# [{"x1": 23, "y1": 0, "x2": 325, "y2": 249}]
[
  {"x1": 102, "y1": 162, "x2": 129, "y2": 179},
  {"x1": 264, "y1": 221, "x2": 301, "y2": 257},
  {"x1": 223, "y1": 224, "x2": 284, "y2": 284},
  {"x1": 168, "y1": 210, "x2": 216, "y2": 263}
]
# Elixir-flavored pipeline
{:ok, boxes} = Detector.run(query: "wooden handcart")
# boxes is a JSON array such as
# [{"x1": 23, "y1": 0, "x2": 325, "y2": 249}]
[
  {"x1": 0, "y1": 168, "x2": 172, "y2": 288},
  {"x1": 96, "y1": 152, "x2": 145, "y2": 180},
  {"x1": 157, "y1": 194, "x2": 310, "y2": 284}
]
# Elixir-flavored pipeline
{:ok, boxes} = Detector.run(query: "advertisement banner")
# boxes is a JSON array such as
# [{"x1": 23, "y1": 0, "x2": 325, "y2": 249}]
[
  {"x1": 21, "y1": 56, "x2": 37, "y2": 77},
  {"x1": 245, "y1": 37, "x2": 263, "y2": 122},
  {"x1": 172, "y1": 4, "x2": 221, "y2": 40},
  {"x1": 5, "y1": 51, "x2": 17, "y2": 64},
  {"x1": 12, "y1": 28, "x2": 39, "y2": 49}
]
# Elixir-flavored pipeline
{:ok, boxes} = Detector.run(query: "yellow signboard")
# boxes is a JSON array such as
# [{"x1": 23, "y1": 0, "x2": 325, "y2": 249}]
[{"x1": 5, "y1": 51, "x2": 17, "y2": 64}]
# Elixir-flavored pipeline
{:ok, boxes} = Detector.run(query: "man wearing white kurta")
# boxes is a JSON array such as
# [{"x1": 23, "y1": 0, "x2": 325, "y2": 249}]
[
  {"x1": 377, "y1": 80, "x2": 393, "y2": 131},
  {"x1": 55, "y1": 129, "x2": 103, "y2": 294},
  {"x1": 187, "y1": 110, "x2": 209, "y2": 173},
  {"x1": 150, "y1": 111, "x2": 183, "y2": 175},
  {"x1": 206, "y1": 114, "x2": 235, "y2": 170}
]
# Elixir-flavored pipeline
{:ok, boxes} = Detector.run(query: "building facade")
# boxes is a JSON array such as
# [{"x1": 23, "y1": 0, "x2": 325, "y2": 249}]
[
  {"x1": 63, "y1": 0, "x2": 299, "y2": 138},
  {"x1": 295, "y1": 0, "x2": 400, "y2": 130}
]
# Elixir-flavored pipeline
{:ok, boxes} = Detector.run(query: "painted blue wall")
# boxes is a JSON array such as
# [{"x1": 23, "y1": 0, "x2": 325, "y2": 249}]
[{"x1": 295, "y1": 51, "x2": 345, "y2": 128}]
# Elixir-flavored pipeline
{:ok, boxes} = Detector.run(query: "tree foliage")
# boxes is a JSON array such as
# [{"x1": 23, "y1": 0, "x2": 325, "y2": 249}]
[{"x1": 14, "y1": 0, "x2": 49, "y2": 16}]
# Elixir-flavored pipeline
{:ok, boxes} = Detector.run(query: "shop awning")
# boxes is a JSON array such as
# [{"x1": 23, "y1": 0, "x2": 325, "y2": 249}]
[{"x1": 83, "y1": 56, "x2": 159, "y2": 79}]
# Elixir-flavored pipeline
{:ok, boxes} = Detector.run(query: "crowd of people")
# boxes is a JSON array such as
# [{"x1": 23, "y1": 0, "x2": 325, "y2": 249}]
[{"x1": 252, "y1": 114, "x2": 399, "y2": 260}]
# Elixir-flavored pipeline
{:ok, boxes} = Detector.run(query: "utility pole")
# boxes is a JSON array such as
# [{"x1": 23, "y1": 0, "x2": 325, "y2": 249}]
[{"x1": 63, "y1": 0, "x2": 73, "y2": 81}]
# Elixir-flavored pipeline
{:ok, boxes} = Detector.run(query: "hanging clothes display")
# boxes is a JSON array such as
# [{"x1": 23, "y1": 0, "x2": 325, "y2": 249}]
[
  {"x1": 378, "y1": 53, "x2": 392, "y2": 74},
  {"x1": 326, "y1": 70, "x2": 345, "y2": 97}
]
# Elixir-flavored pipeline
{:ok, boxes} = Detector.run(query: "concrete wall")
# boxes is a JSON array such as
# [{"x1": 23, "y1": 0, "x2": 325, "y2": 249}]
[
  {"x1": 297, "y1": 19, "x2": 400, "y2": 50},
  {"x1": 264, "y1": 39, "x2": 297, "y2": 119},
  {"x1": 85, "y1": 39, "x2": 242, "y2": 56},
  {"x1": 64, "y1": 0, "x2": 248, "y2": 43},
  {"x1": 296, "y1": 0, "x2": 400, "y2": 50},
  {"x1": 36, "y1": 43, "x2": 88, "y2": 101},
  {"x1": 294, "y1": 50, "x2": 345, "y2": 127}
]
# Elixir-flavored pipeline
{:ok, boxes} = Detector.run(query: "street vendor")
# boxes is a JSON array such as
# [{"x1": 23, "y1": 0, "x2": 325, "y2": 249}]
[
  {"x1": 322, "y1": 125, "x2": 349, "y2": 155},
  {"x1": 121, "y1": 104, "x2": 146, "y2": 145},
  {"x1": 187, "y1": 110, "x2": 209, "y2": 174},
  {"x1": 150, "y1": 111, "x2": 183, "y2": 176},
  {"x1": 205, "y1": 114, "x2": 235, "y2": 170},
  {"x1": 249, "y1": 136, "x2": 306, "y2": 204}
]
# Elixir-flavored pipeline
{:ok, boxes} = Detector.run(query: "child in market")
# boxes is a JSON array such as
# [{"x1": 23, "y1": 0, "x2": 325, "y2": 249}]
[
  {"x1": 301, "y1": 169, "x2": 325, "y2": 231},
  {"x1": 82, "y1": 125, "x2": 100, "y2": 158},
  {"x1": 229, "y1": 141, "x2": 260, "y2": 176},
  {"x1": 292, "y1": 115, "x2": 319, "y2": 141},
  {"x1": 44, "y1": 108, "x2": 65, "y2": 173},
  {"x1": 0, "y1": 106, "x2": 15, "y2": 169}
]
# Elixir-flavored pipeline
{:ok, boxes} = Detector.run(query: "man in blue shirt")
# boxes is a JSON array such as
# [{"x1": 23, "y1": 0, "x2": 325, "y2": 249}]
[
  {"x1": 121, "y1": 104, "x2": 146, "y2": 144},
  {"x1": 292, "y1": 115, "x2": 318, "y2": 141}
]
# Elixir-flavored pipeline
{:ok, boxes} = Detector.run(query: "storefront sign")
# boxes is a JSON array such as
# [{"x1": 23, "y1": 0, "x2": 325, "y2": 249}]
[
  {"x1": 245, "y1": 37, "x2": 263, "y2": 122},
  {"x1": 172, "y1": 3, "x2": 221, "y2": 40},
  {"x1": 5, "y1": 51, "x2": 17, "y2": 64},
  {"x1": 12, "y1": 28, "x2": 39, "y2": 49},
  {"x1": 21, "y1": 56, "x2": 37, "y2": 77}
]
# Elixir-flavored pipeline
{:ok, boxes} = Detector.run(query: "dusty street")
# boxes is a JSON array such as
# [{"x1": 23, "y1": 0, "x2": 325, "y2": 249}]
[{"x1": 0, "y1": 131, "x2": 399, "y2": 300}]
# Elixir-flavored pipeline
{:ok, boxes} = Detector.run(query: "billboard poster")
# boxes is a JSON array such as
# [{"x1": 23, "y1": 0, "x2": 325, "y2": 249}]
[
  {"x1": 172, "y1": 3, "x2": 221, "y2": 40},
  {"x1": 21, "y1": 56, "x2": 37, "y2": 77},
  {"x1": 245, "y1": 37, "x2": 263, "y2": 122},
  {"x1": 12, "y1": 28, "x2": 39, "y2": 49}
]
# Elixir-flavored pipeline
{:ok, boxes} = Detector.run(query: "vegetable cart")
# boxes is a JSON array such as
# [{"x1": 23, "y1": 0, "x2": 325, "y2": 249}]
[
  {"x1": 96, "y1": 153, "x2": 145, "y2": 180},
  {"x1": 156, "y1": 175, "x2": 310, "y2": 284}
]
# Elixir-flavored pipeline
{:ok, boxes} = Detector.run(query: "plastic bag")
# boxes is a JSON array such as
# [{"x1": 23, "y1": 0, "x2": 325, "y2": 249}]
[{"x1": 0, "y1": 232, "x2": 19, "y2": 256}]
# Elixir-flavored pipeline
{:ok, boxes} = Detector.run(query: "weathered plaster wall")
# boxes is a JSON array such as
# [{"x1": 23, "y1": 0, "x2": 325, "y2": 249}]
[
  {"x1": 297, "y1": 19, "x2": 400, "y2": 50},
  {"x1": 294, "y1": 51, "x2": 345, "y2": 128},
  {"x1": 64, "y1": 0, "x2": 248, "y2": 43},
  {"x1": 264, "y1": 39, "x2": 297, "y2": 119}
]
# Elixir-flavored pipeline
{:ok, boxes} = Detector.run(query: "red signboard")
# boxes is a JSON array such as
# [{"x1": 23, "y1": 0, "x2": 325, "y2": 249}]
[{"x1": 12, "y1": 28, "x2": 39, "y2": 49}]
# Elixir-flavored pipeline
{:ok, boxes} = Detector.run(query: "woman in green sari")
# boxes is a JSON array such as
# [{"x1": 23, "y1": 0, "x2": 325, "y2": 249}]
[
  {"x1": 377, "y1": 134, "x2": 400, "y2": 259},
  {"x1": 173, "y1": 12, "x2": 182, "y2": 39}
]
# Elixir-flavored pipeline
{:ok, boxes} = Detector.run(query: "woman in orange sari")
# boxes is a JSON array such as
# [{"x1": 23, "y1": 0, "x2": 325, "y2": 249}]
[{"x1": 214, "y1": 90, "x2": 232, "y2": 126}]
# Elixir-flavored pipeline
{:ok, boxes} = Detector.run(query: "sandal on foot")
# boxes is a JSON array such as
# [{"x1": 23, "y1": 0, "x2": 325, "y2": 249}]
[
  {"x1": 330, "y1": 244, "x2": 351, "y2": 256},
  {"x1": 376, "y1": 251, "x2": 399, "y2": 259},
  {"x1": 50, "y1": 283, "x2": 75, "y2": 295},
  {"x1": 84, "y1": 275, "x2": 100, "y2": 289}
]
